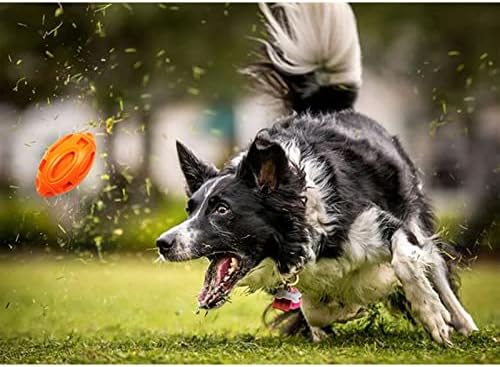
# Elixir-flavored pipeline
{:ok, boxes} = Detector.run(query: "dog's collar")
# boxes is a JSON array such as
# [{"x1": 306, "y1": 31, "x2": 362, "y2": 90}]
[{"x1": 279, "y1": 272, "x2": 300, "y2": 287}]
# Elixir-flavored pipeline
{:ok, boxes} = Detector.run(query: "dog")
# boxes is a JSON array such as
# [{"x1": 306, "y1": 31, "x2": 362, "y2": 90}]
[{"x1": 156, "y1": 3, "x2": 478, "y2": 345}]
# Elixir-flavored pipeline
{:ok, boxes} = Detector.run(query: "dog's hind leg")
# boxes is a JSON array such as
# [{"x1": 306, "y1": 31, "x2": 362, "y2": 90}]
[
  {"x1": 262, "y1": 303, "x2": 336, "y2": 341},
  {"x1": 390, "y1": 228, "x2": 454, "y2": 345},
  {"x1": 300, "y1": 295, "x2": 366, "y2": 342},
  {"x1": 262, "y1": 304, "x2": 309, "y2": 337}
]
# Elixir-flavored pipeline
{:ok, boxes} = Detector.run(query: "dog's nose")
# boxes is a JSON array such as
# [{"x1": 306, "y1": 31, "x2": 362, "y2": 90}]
[{"x1": 156, "y1": 233, "x2": 175, "y2": 253}]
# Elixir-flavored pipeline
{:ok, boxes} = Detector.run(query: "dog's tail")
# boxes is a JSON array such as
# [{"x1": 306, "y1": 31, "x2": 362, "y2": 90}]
[{"x1": 244, "y1": 3, "x2": 362, "y2": 114}]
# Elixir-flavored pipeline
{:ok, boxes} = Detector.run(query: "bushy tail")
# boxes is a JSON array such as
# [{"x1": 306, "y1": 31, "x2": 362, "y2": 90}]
[{"x1": 244, "y1": 3, "x2": 362, "y2": 114}]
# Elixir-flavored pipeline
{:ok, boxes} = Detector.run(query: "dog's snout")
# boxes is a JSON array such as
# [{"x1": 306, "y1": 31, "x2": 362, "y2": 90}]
[
  {"x1": 156, "y1": 233, "x2": 176, "y2": 252},
  {"x1": 155, "y1": 222, "x2": 197, "y2": 261}
]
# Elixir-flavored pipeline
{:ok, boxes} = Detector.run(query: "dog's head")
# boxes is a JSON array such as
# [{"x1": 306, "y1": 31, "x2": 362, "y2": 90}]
[{"x1": 156, "y1": 131, "x2": 311, "y2": 309}]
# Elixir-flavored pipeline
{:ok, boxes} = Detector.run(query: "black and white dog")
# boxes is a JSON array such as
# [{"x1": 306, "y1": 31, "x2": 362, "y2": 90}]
[{"x1": 156, "y1": 3, "x2": 478, "y2": 345}]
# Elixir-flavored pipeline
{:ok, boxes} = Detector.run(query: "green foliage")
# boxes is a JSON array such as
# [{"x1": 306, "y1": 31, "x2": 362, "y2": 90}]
[
  {"x1": 102, "y1": 197, "x2": 187, "y2": 252},
  {"x1": 0, "y1": 196, "x2": 57, "y2": 250},
  {"x1": 438, "y1": 213, "x2": 500, "y2": 251},
  {"x1": 0, "y1": 256, "x2": 498, "y2": 363},
  {"x1": 0, "y1": 195, "x2": 186, "y2": 253}
]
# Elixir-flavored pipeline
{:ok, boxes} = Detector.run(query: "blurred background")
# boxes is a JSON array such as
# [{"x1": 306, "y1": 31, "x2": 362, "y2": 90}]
[{"x1": 0, "y1": 3, "x2": 498, "y2": 259}]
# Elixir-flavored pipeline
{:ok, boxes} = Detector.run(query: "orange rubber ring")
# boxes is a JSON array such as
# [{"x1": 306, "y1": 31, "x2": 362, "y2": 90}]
[{"x1": 36, "y1": 132, "x2": 96, "y2": 197}]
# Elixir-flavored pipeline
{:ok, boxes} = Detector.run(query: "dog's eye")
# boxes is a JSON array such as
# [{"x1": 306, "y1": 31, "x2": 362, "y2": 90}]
[{"x1": 215, "y1": 204, "x2": 229, "y2": 215}]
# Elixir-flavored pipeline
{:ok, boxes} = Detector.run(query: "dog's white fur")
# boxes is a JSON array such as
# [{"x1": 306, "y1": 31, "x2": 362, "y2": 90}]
[
  {"x1": 259, "y1": 3, "x2": 362, "y2": 88},
  {"x1": 280, "y1": 138, "x2": 338, "y2": 237}
]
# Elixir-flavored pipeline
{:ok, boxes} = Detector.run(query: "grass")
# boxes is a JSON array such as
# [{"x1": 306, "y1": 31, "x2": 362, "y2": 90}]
[{"x1": 0, "y1": 254, "x2": 498, "y2": 363}]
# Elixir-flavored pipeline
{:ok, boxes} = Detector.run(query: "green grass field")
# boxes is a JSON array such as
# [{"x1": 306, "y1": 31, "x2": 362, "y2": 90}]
[{"x1": 0, "y1": 254, "x2": 498, "y2": 363}]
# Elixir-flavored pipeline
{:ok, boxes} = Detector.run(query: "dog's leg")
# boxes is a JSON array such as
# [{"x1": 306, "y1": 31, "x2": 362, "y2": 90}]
[
  {"x1": 408, "y1": 221, "x2": 479, "y2": 336},
  {"x1": 300, "y1": 297, "x2": 332, "y2": 343},
  {"x1": 390, "y1": 228, "x2": 454, "y2": 346},
  {"x1": 300, "y1": 295, "x2": 365, "y2": 342},
  {"x1": 262, "y1": 305, "x2": 310, "y2": 337},
  {"x1": 428, "y1": 251, "x2": 478, "y2": 335}
]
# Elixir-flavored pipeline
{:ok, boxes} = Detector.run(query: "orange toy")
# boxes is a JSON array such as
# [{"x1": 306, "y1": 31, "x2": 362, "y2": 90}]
[{"x1": 36, "y1": 132, "x2": 96, "y2": 197}]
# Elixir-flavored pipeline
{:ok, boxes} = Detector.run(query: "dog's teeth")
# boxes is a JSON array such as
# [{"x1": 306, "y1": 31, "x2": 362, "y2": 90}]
[
  {"x1": 224, "y1": 275, "x2": 230, "y2": 281},
  {"x1": 228, "y1": 257, "x2": 239, "y2": 274}
]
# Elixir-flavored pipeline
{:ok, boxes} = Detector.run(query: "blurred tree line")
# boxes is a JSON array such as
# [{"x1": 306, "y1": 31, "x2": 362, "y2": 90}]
[{"x1": 0, "y1": 3, "x2": 498, "y2": 254}]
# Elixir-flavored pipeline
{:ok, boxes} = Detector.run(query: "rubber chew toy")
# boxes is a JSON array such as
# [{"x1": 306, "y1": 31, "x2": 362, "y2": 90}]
[{"x1": 36, "y1": 132, "x2": 96, "y2": 197}]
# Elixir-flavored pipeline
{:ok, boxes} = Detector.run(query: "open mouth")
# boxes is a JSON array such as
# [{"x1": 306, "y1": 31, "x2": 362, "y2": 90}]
[{"x1": 198, "y1": 254, "x2": 251, "y2": 309}]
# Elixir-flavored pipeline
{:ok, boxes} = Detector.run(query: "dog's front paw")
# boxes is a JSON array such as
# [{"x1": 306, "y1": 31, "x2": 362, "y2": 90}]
[
  {"x1": 452, "y1": 311, "x2": 479, "y2": 336},
  {"x1": 417, "y1": 301, "x2": 454, "y2": 346}
]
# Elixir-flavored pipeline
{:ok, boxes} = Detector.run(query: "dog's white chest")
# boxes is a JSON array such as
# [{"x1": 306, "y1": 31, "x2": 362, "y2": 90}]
[
  {"x1": 240, "y1": 255, "x2": 398, "y2": 307},
  {"x1": 298, "y1": 258, "x2": 398, "y2": 305}
]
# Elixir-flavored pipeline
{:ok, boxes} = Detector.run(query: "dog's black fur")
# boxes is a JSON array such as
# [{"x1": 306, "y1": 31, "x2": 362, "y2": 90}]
[{"x1": 156, "y1": 3, "x2": 477, "y2": 344}]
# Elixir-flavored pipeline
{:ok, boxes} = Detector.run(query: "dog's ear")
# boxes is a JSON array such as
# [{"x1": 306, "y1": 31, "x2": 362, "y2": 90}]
[
  {"x1": 237, "y1": 130, "x2": 291, "y2": 192},
  {"x1": 176, "y1": 141, "x2": 218, "y2": 196}
]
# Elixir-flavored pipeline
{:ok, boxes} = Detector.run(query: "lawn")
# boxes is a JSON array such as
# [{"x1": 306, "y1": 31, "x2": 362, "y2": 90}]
[{"x1": 0, "y1": 254, "x2": 498, "y2": 363}]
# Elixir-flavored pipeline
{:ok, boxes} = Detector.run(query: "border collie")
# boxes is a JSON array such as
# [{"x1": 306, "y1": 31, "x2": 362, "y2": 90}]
[{"x1": 156, "y1": 3, "x2": 478, "y2": 345}]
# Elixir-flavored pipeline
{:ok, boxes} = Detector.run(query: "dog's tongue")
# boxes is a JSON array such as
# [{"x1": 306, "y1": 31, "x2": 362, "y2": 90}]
[{"x1": 198, "y1": 255, "x2": 239, "y2": 308}]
